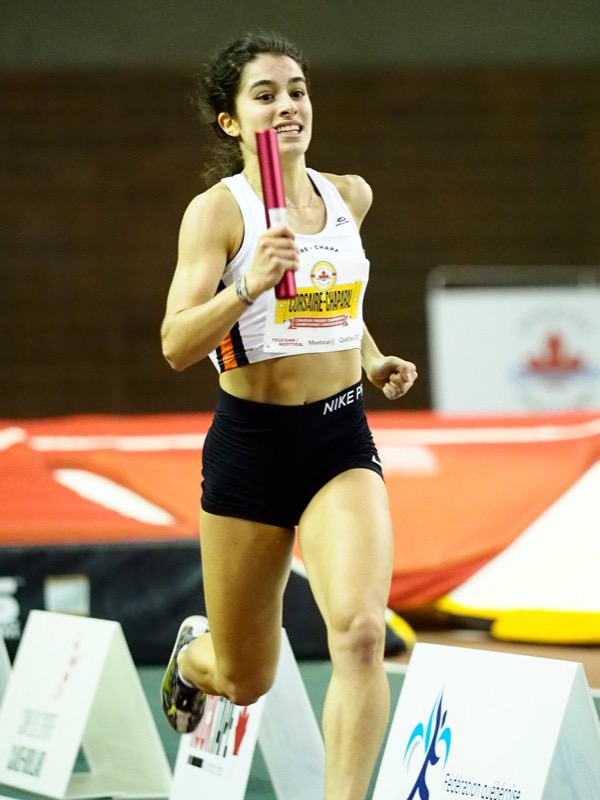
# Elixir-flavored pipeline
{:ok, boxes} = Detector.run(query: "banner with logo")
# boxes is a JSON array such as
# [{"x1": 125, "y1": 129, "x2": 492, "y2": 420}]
[
  {"x1": 374, "y1": 643, "x2": 600, "y2": 799},
  {"x1": 0, "y1": 611, "x2": 171, "y2": 799},
  {"x1": 428, "y1": 284, "x2": 600, "y2": 413}
]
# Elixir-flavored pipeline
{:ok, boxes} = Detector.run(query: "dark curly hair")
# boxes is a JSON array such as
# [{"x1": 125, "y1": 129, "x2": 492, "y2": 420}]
[{"x1": 195, "y1": 32, "x2": 310, "y2": 185}]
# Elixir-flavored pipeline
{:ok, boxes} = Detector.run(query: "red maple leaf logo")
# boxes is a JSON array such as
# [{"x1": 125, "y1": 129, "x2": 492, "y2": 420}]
[{"x1": 527, "y1": 333, "x2": 583, "y2": 374}]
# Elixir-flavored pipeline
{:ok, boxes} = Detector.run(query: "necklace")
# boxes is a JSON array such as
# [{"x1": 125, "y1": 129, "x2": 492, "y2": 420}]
[{"x1": 243, "y1": 173, "x2": 316, "y2": 209}]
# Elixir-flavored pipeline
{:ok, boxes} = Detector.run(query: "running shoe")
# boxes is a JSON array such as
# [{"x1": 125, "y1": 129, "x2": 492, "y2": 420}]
[{"x1": 161, "y1": 615, "x2": 208, "y2": 733}]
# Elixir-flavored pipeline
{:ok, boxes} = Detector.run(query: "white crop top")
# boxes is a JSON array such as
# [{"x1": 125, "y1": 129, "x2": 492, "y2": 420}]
[{"x1": 209, "y1": 168, "x2": 370, "y2": 373}]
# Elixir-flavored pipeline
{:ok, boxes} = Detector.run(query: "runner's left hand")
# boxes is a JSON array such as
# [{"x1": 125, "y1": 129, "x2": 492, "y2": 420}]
[{"x1": 367, "y1": 357, "x2": 417, "y2": 400}]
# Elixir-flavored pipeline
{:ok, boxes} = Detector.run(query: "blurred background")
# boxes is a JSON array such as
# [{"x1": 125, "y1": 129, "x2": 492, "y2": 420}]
[
  {"x1": 3, "y1": 0, "x2": 600, "y2": 418},
  {"x1": 1, "y1": 10, "x2": 600, "y2": 791}
]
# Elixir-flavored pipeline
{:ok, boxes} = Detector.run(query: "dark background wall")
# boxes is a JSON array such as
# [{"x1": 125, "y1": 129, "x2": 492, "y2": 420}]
[{"x1": 2, "y1": 1, "x2": 600, "y2": 416}]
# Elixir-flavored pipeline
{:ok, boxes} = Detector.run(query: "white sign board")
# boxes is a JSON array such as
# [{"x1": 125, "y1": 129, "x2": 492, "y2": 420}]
[
  {"x1": 427, "y1": 284, "x2": 600, "y2": 413},
  {"x1": 0, "y1": 611, "x2": 171, "y2": 799},
  {"x1": 170, "y1": 630, "x2": 324, "y2": 800},
  {"x1": 258, "y1": 631, "x2": 325, "y2": 799},
  {"x1": 374, "y1": 643, "x2": 600, "y2": 800},
  {"x1": 0, "y1": 636, "x2": 10, "y2": 708}
]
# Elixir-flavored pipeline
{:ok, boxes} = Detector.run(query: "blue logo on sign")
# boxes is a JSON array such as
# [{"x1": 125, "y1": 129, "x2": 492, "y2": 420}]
[{"x1": 403, "y1": 690, "x2": 451, "y2": 799}]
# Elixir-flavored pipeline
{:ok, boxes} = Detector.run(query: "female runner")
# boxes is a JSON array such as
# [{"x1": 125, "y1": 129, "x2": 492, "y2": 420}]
[{"x1": 160, "y1": 31, "x2": 417, "y2": 800}]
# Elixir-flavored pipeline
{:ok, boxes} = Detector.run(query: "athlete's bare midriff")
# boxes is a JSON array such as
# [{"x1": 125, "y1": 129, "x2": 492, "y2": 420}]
[{"x1": 219, "y1": 347, "x2": 362, "y2": 405}]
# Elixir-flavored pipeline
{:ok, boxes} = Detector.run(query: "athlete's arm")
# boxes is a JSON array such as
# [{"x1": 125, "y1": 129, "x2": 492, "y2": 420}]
[
  {"x1": 161, "y1": 184, "x2": 298, "y2": 372},
  {"x1": 361, "y1": 326, "x2": 417, "y2": 400},
  {"x1": 322, "y1": 173, "x2": 417, "y2": 398}
]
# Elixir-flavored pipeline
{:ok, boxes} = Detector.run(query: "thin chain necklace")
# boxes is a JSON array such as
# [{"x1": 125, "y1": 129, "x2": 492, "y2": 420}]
[{"x1": 243, "y1": 173, "x2": 316, "y2": 209}]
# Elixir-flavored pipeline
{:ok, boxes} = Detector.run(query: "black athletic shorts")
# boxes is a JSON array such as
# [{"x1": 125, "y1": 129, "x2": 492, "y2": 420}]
[{"x1": 201, "y1": 381, "x2": 383, "y2": 528}]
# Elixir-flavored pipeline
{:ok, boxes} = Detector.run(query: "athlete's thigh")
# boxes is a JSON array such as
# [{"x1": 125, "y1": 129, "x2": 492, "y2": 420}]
[
  {"x1": 297, "y1": 469, "x2": 394, "y2": 628},
  {"x1": 200, "y1": 509, "x2": 295, "y2": 677}
]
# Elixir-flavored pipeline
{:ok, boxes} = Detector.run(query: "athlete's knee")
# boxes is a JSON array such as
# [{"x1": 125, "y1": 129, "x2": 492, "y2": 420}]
[
  {"x1": 218, "y1": 664, "x2": 276, "y2": 707},
  {"x1": 328, "y1": 609, "x2": 386, "y2": 668}
]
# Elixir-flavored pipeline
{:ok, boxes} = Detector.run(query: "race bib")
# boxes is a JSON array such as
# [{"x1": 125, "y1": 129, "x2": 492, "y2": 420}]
[{"x1": 263, "y1": 251, "x2": 369, "y2": 354}]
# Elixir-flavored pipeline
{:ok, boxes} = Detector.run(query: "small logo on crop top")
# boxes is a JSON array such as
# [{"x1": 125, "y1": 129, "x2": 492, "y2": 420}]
[
  {"x1": 310, "y1": 261, "x2": 337, "y2": 291},
  {"x1": 335, "y1": 216, "x2": 349, "y2": 226}
]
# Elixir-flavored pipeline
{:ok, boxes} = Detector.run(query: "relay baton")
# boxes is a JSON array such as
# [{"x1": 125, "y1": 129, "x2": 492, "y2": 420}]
[{"x1": 256, "y1": 128, "x2": 297, "y2": 299}]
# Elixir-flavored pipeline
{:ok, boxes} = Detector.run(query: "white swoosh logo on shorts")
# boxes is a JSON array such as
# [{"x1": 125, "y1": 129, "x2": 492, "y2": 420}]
[{"x1": 372, "y1": 455, "x2": 382, "y2": 467}]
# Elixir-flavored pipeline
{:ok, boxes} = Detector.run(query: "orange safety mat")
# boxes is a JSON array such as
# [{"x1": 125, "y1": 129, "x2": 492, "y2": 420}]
[{"x1": 2, "y1": 410, "x2": 599, "y2": 609}]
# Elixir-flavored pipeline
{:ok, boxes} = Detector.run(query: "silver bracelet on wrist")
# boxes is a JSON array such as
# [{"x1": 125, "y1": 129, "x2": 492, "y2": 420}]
[{"x1": 235, "y1": 274, "x2": 254, "y2": 306}]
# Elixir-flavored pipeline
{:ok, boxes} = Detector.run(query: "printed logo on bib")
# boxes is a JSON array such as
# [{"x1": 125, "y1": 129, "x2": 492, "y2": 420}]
[{"x1": 311, "y1": 261, "x2": 337, "y2": 291}]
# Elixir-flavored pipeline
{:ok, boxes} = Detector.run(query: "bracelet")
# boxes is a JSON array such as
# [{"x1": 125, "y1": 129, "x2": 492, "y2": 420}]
[{"x1": 235, "y1": 274, "x2": 254, "y2": 306}]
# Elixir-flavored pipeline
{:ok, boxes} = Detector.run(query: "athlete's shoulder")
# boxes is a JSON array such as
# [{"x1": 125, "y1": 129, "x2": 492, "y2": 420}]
[
  {"x1": 319, "y1": 172, "x2": 373, "y2": 224},
  {"x1": 183, "y1": 180, "x2": 240, "y2": 224},
  {"x1": 178, "y1": 179, "x2": 244, "y2": 263},
  {"x1": 179, "y1": 181, "x2": 243, "y2": 246}
]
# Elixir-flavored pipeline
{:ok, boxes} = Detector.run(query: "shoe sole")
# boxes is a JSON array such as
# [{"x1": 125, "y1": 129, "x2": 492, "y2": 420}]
[{"x1": 161, "y1": 615, "x2": 209, "y2": 731}]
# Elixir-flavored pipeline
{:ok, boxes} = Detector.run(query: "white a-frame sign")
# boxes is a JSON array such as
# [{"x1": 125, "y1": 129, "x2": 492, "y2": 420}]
[
  {"x1": 0, "y1": 611, "x2": 171, "y2": 799},
  {"x1": 0, "y1": 634, "x2": 10, "y2": 707},
  {"x1": 373, "y1": 643, "x2": 600, "y2": 800},
  {"x1": 170, "y1": 629, "x2": 325, "y2": 800}
]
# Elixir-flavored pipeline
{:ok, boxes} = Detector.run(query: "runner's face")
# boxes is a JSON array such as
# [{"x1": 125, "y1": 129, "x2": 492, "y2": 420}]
[{"x1": 225, "y1": 54, "x2": 312, "y2": 161}]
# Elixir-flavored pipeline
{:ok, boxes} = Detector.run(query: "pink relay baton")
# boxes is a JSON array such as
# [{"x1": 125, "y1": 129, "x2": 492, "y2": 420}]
[{"x1": 256, "y1": 128, "x2": 297, "y2": 299}]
